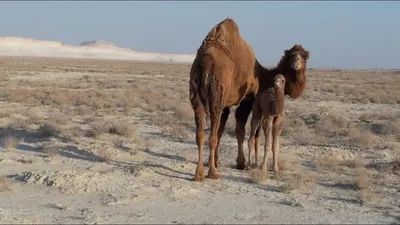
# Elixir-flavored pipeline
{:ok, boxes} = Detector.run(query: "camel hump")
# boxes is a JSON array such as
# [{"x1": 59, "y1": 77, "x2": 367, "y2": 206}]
[
  {"x1": 219, "y1": 18, "x2": 240, "y2": 34},
  {"x1": 205, "y1": 18, "x2": 240, "y2": 44}
]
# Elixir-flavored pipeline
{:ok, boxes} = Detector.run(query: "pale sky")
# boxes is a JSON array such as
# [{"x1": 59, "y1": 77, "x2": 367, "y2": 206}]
[{"x1": 0, "y1": 1, "x2": 399, "y2": 69}]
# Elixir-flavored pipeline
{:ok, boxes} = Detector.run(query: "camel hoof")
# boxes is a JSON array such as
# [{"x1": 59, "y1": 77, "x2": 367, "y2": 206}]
[
  {"x1": 274, "y1": 169, "x2": 281, "y2": 177},
  {"x1": 206, "y1": 171, "x2": 221, "y2": 180},
  {"x1": 236, "y1": 163, "x2": 246, "y2": 170},
  {"x1": 193, "y1": 173, "x2": 205, "y2": 182},
  {"x1": 260, "y1": 166, "x2": 268, "y2": 172}
]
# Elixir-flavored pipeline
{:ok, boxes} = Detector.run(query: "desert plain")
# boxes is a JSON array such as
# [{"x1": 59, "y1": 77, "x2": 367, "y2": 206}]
[{"x1": 0, "y1": 56, "x2": 399, "y2": 224}]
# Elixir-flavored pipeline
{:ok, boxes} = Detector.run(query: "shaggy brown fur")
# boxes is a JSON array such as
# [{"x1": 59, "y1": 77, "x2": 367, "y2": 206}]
[
  {"x1": 189, "y1": 18, "x2": 310, "y2": 181},
  {"x1": 247, "y1": 74, "x2": 286, "y2": 175}
]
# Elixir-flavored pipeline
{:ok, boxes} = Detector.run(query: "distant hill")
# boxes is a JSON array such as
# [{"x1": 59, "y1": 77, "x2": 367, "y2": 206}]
[{"x1": 0, "y1": 36, "x2": 195, "y2": 63}]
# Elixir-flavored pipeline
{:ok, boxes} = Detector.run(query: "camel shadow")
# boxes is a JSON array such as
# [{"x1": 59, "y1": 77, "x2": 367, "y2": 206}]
[
  {"x1": 316, "y1": 181, "x2": 355, "y2": 190},
  {"x1": 16, "y1": 143, "x2": 104, "y2": 162},
  {"x1": 0, "y1": 126, "x2": 103, "y2": 163},
  {"x1": 142, "y1": 131, "x2": 198, "y2": 146},
  {"x1": 323, "y1": 196, "x2": 360, "y2": 205},
  {"x1": 58, "y1": 145, "x2": 104, "y2": 162},
  {"x1": 142, "y1": 148, "x2": 187, "y2": 162},
  {"x1": 109, "y1": 160, "x2": 194, "y2": 181},
  {"x1": 0, "y1": 126, "x2": 73, "y2": 147}
]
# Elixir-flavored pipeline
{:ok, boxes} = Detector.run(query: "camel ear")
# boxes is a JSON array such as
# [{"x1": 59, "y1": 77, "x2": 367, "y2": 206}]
[{"x1": 305, "y1": 51, "x2": 310, "y2": 59}]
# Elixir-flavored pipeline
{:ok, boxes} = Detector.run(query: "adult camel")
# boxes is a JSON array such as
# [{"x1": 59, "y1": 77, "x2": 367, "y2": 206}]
[{"x1": 189, "y1": 18, "x2": 310, "y2": 181}]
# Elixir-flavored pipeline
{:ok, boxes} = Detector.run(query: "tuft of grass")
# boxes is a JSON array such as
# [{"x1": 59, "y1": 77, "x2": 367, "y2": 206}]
[
  {"x1": 37, "y1": 123, "x2": 60, "y2": 137},
  {"x1": 3, "y1": 135, "x2": 20, "y2": 150},
  {"x1": 97, "y1": 148, "x2": 112, "y2": 163},
  {"x1": 0, "y1": 175, "x2": 12, "y2": 192},
  {"x1": 38, "y1": 144, "x2": 59, "y2": 157},
  {"x1": 356, "y1": 189, "x2": 374, "y2": 206},
  {"x1": 247, "y1": 168, "x2": 268, "y2": 184},
  {"x1": 87, "y1": 119, "x2": 137, "y2": 138},
  {"x1": 352, "y1": 168, "x2": 369, "y2": 190},
  {"x1": 315, "y1": 154, "x2": 339, "y2": 170},
  {"x1": 278, "y1": 170, "x2": 315, "y2": 193}
]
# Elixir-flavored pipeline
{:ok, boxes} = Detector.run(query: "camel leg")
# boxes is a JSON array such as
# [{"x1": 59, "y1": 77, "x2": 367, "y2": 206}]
[
  {"x1": 213, "y1": 107, "x2": 230, "y2": 168},
  {"x1": 247, "y1": 117, "x2": 261, "y2": 170},
  {"x1": 235, "y1": 100, "x2": 253, "y2": 170},
  {"x1": 272, "y1": 115, "x2": 284, "y2": 176},
  {"x1": 254, "y1": 126, "x2": 261, "y2": 168},
  {"x1": 193, "y1": 101, "x2": 206, "y2": 182},
  {"x1": 261, "y1": 117, "x2": 273, "y2": 171},
  {"x1": 247, "y1": 104, "x2": 261, "y2": 170},
  {"x1": 206, "y1": 109, "x2": 223, "y2": 179}
]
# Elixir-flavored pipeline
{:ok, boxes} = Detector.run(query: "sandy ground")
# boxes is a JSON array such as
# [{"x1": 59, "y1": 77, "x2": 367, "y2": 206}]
[{"x1": 0, "y1": 56, "x2": 399, "y2": 224}]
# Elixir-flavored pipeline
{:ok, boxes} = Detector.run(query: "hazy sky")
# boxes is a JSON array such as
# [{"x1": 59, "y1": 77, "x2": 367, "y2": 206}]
[{"x1": 0, "y1": 1, "x2": 399, "y2": 69}]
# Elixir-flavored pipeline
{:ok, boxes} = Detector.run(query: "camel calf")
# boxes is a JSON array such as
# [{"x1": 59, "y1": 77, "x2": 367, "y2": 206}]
[{"x1": 247, "y1": 74, "x2": 286, "y2": 174}]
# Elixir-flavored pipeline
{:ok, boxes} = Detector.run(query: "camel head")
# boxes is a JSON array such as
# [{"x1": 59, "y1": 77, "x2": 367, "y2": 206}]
[
  {"x1": 274, "y1": 74, "x2": 286, "y2": 89},
  {"x1": 275, "y1": 44, "x2": 310, "y2": 99},
  {"x1": 284, "y1": 44, "x2": 310, "y2": 71}
]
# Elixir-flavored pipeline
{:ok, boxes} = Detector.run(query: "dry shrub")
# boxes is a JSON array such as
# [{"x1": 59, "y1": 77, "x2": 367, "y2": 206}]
[
  {"x1": 8, "y1": 118, "x2": 29, "y2": 130},
  {"x1": 154, "y1": 113, "x2": 191, "y2": 142},
  {"x1": 74, "y1": 105, "x2": 93, "y2": 116},
  {"x1": 353, "y1": 168, "x2": 369, "y2": 190},
  {"x1": 356, "y1": 189, "x2": 374, "y2": 206},
  {"x1": 3, "y1": 135, "x2": 19, "y2": 150},
  {"x1": 282, "y1": 112, "x2": 317, "y2": 145},
  {"x1": 170, "y1": 102, "x2": 193, "y2": 123},
  {"x1": 17, "y1": 158, "x2": 33, "y2": 164},
  {"x1": 83, "y1": 116, "x2": 96, "y2": 124},
  {"x1": 277, "y1": 153, "x2": 300, "y2": 172},
  {"x1": 48, "y1": 111, "x2": 68, "y2": 125},
  {"x1": 26, "y1": 108, "x2": 45, "y2": 123},
  {"x1": 37, "y1": 123, "x2": 60, "y2": 137},
  {"x1": 340, "y1": 158, "x2": 364, "y2": 169},
  {"x1": 161, "y1": 124, "x2": 189, "y2": 142},
  {"x1": 346, "y1": 128, "x2": 377, "y2": 149},
  {"x1": 278, "y1": 170, "x2": 315, "y2": 193},
  {"x1": 63, "y1": 126, "x2": 85, "y2": 137},
  {"x1": 315, "y1": 154, "x2": 339, "y2": 170},
  {"x1": 247, "y1": 168, "x2": 268, "y2": 184},
  {"x1": 38, "y1": 144, "x2": 59, "y2": 157},
  {"x1": 88, "y1": 119, "x2": 137, "y2": 138},
  {"x1": 97, "y1": 148, "x2": 112, "y2": 163},
  {"x1": 0, "y1": 175, "x2": 12, "y2": 192},
  {"x1": 315, "y1": 114, "x2": 349, "y2": 137},
  {"x1": 368, "y1": 158, "x2": 400, "y2": 175}
]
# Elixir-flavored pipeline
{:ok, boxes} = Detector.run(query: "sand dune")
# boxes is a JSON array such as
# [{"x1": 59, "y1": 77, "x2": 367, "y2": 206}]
[{"x1": 0, "y1": 37, "x2": 196, "y2": 63}]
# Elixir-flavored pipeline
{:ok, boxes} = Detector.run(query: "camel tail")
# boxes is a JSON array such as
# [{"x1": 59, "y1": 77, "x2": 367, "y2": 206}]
[
  {"x1": 189, "y1": 61, "x2": 211, "y2": 121},
  {"x1": 199, "y1": 66, "x2": 212, "y2": 120}
]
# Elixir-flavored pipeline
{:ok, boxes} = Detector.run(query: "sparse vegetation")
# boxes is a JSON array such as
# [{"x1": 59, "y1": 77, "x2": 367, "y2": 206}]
[{"x1": 0, "y1": 56, "x2": 398, "y2": 222}]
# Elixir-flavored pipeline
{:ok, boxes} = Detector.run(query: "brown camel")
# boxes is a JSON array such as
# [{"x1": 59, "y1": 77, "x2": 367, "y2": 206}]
[
  {"x1": 189, "y1": 18, "x2": 310, "y2": 181},
  {"x1": 247, "y1": 74, "x2": 286, "y2": 175}
]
